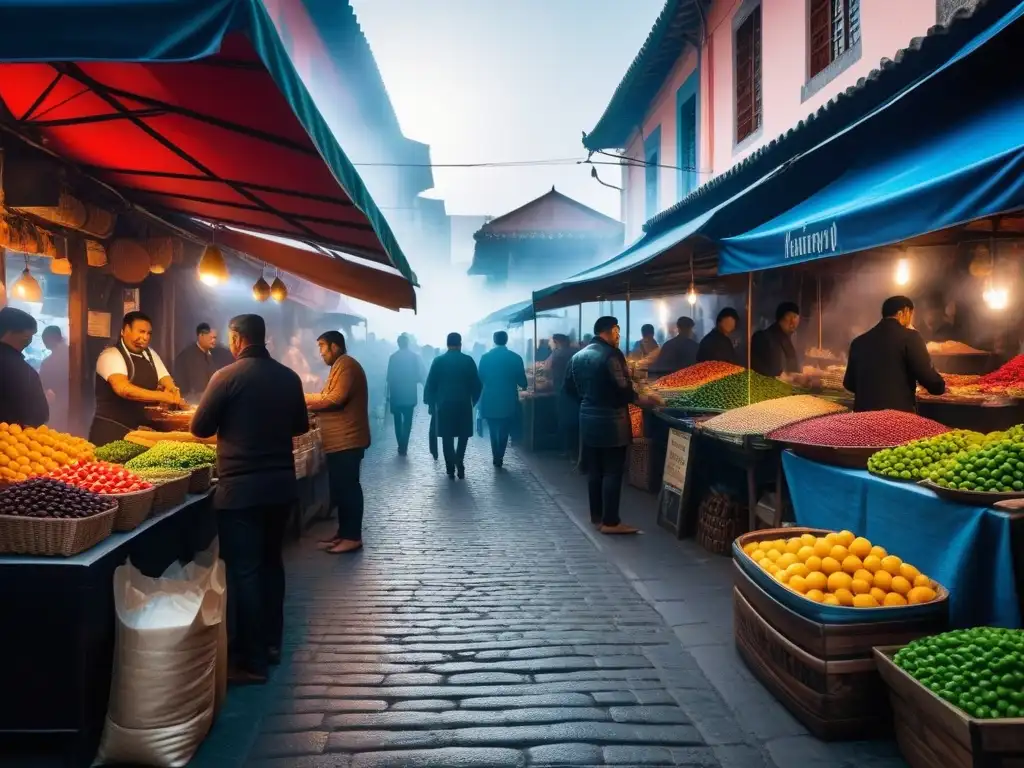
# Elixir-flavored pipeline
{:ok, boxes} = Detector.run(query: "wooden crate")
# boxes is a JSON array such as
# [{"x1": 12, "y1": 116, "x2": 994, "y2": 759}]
[{"x1": 874, "y1": 646, "x2": 1024, "y2": 768}]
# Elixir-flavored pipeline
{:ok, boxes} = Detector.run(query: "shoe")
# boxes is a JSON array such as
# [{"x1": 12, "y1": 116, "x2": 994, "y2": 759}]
[
  {"x1": 457, "y1": 465, "x2": 466, "y2": 479},
  {"x1": 446, "y1": 465, "x2": 455, "y2": 478},
  {"x1": 600, "y1": 523, "x2": 641, "y2": 535},
  {"x1": 326, "y1": 539, "x2": 363, "y2": 554},
  {"x1": 228, "y1": 668, "x2": 268, "y2": 686}
]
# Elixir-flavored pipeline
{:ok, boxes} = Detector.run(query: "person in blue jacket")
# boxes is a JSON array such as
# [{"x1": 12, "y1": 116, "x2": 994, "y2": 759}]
[{"x1": 477, "y1": 331, "x2": 528, "y2": 468}]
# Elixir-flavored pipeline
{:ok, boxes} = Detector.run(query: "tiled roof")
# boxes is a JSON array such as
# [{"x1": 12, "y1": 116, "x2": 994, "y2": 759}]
[{"x1": 643, "y1": 0, "x2": 999, "y2": 236}]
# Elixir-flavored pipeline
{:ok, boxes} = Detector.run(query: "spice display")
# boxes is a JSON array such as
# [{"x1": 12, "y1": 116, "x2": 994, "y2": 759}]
[
  {"x1": 125, "y1": 442, "x2": 216, "y2": 471},
  {"x1": 629, "y1": 405, "x2": 643, "y2": 438},
  {"x1": 768, "y1": 410, "x2": 949, "y2": 447},
  {"x1": 124, "y1": 430, "x2": 217, "y2": 448},
  {"x1": 650, "y1": 362, "x2": 744, "y2": 390},
  {"x1": 94, "y1": 440, "x2": 150, "y2": 465},
  {"x1": 0, "y1": 424, "x2": 95, "y2": 483},
  {"x1": 926, "y1": 340, "x2": 988, "y2": 355},
  {"x1": 683, "y1": 371, "x2": 795, "y2": 411},
  {"x1": 868, "y1": 430, "x2": 986, "y2": 481},
  {"x1": 49, "y1": 462, "x2": 152, "y2": 495},
  {"x1": 703, "y1": 395, "x2": 846, "y2": 437},
  {"x1": 742, "y1": 530, "x2": 940, "y2": 607},
  {"x1": 0, "y1": 477, "x2": 112, "y2": 519},
  {"x1": 894, "y1": 628, "x2": 1024, "y2": 719},
  {"x1": 978, "y1": 355, "x2": 1024, "y2": 392},
  {"x1": 924, "y1": 438, "x2": 1024, "y2": 492}
]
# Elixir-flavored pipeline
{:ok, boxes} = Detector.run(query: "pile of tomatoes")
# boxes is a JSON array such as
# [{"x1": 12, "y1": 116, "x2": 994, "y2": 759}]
[{"x1": 48, "y1": 461, "x2": 152, "y2": 495}]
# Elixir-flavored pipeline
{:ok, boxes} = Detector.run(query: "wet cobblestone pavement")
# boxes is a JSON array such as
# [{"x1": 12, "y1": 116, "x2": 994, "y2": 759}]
[{"x1": 194, "y1": 424, "x2": 756, "y2": 768}]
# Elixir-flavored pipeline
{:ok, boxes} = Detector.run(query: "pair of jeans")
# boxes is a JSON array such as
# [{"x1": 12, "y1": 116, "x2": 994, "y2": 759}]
[
  {"x1": 392, "y1": 406, "x2": 414, "y2": 453},
  {"x1": 327, "y1": 448, "x2": 365, "y2": 541},
  {"x1": 581, "y1": 445, "x2": 627, "y2": 526},
  {"x1": 428, "y1": 413, "x2": 438, "y2": 458},
  {"x1": 442, "y1": 435, "x2": 468, "y2": 472},
  {"x1": 487, "y1": 418, "x2": 512, "y2": 463},
  {"x1": 217, "y1": 504, "x2": 289, "y2": 676}
]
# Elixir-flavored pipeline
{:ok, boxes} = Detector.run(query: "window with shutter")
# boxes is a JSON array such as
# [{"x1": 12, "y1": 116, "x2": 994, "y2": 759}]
[
  {"x1": 810, "y1": 0, "x2": 860, "y2": 78},
  {"x1": 680, "y1": 96, "x2": 697, "y2": 195},
  {"x1": 735, "y1": 5, "x2": 762, "y2": 144},
  {"x1": 645, "y1": 153, "x2": 659, "y2": 218}
]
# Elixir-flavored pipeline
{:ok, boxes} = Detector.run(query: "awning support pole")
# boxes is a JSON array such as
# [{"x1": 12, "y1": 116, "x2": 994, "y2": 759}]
[
  {"x1": 747, "y1": 271, "x2": 753, "y2": 406},
  {"x1": 578, "y1": 303, "x2": 583, "y2": 344},
  {"x1": 817, "y1": 276, "x2": 823, "y2": 350},
  {"x1": 625, "y1": 288, "x2": 631, "y2": 355}
]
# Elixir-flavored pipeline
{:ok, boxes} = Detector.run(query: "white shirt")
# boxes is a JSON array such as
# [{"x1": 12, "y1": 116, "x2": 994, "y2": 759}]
[{"x1": 96, "y1": 344, "x2": 170, "y2": 383}]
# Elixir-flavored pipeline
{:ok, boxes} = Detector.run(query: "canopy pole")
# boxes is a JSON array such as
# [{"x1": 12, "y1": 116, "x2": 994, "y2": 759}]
[
  {"x1": 747, "y1": 271, "x2": 753, "y2": 406},
  {"x1": 817, "y1": 276, "x2": 823, "y2": 350},
  {"x1": 578, "y1": 303, "x2": 583, "y2": 345},
  {"x1": 625, "y1": 288, "x2": 631, "y2": 355},
  {"x1": 532, "y1": 314, "x2": 538, "y2": 395}
]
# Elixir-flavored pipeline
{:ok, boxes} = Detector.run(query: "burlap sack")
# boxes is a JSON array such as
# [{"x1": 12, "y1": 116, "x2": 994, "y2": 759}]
[{"x1": 94, "y1": 544, "x2": 226, "y2": 767}]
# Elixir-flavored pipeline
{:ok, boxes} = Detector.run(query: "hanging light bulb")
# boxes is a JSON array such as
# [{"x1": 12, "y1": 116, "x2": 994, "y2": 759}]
[
  {"x1": 894, "y1": 258, "x2": 911, "y2": 287},
  {"x1": 197, "y1": 243, "x2": 229, "y2": 286},
  {"x1": 686, "y1": 253, "x2": 697, "y2": 306},
  {"x1": 270, "y1": 274, "x2": 288, "y2": 302},
  {"x1": 983, "y1": 280, "x2": 1009, "y2": 311},
  {"x1": 12, "y1": 257, "x2": 43, "y2": 302},
  {"x1": 252, "y1": 267, "x2": 271, "y2": 302}
]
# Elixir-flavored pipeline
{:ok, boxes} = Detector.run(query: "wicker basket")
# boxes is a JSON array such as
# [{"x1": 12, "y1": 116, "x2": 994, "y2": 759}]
[
  {"x1": 696, "y1": 488, "x2": 748, "y2": 555},
  {"x1": 151, "y1": 473, "x2": 190, "y2": 514},
  {"x1": 189, "y1": 465, "x2": 213, "y2": 493},
  {"x1": 107, "y1": 486, "x2": 156, "y2": 532},
  {"x1": 0, "y1": 504, "x2": 117, "y2": 557},
  {"x1": 627, "y1": 438, "x2": 656, "y2": 492}
]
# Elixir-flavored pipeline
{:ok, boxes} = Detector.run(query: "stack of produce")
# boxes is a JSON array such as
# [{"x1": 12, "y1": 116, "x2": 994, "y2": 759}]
[
  {"x1": 868, "y1": 430, "x2": 986, "y2": 481},
  {"x1": 124, "y1": 430, "x2": 216, "y2": 447},
  {"x1": 767, "y1": 410, "x2": 949, "y2": 447},
  {"x1": 0, "y1": 424, "x2": 95, "y2": 483},
  {"x1": 0, "y1": 477, "x2": 112, "y2": 519},
  {"x1": 683, "y1": 371, "x2": 795, "y2": 411},
  {"x1": 95, "y1": 440, "x2": 150, "y2": 464},
  {"x1": 805, "y1": 347, "x2": 842, "y2": 362},
  {"x1": 702, "y1": 395, "x2": 846, "y2": 437},
  {"x1": 131, "y1": 467, "x2": 191, "y2": 482},
  {"x1": 48, "y1": 462, "x2": 152, "y2": 495},
  {"x1": 894, "y1": 628, "x2": 1024, "y2": 719},
  {"x1": 629, "y1": 405, "x2": 643, "y2": 439},
  {"x1": 924, "y1": 437, "x2": 1024, "y2": 493},
  {"x1": 125, "y1": 442, "x2": 216, "y2": 472},
  {"x1": 742, "y1": 530, "x2": 940, "y2": 607},
  {"x1": 926, "y1": 340, "x2": 987, "y2": 355},
  {"x1": 650, "y1": 361, "x2": 743, "y2": 391},
  {"x1": 918, "y1": 373, "x2": 984, "y2": 400},
  {"x1": 978, "y1": 355, "x2": 1024, "y2": 394}
]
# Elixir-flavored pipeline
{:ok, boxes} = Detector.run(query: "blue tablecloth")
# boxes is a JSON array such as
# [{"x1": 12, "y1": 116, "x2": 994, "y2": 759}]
[{"x1": 783, "y1": 452, "x2": 1022, "y2": 629}]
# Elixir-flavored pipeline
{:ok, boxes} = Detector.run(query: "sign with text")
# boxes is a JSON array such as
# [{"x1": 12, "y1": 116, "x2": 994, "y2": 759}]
[
  {"x1": 657, "y1": 428, "x2": 695, "y2": 537},
  {"x1": 87, "y1": 311, "x2": 111, "y2": 339},
  {"x1": 663, "y1": 429, "x2": 692, "y2": 492}
]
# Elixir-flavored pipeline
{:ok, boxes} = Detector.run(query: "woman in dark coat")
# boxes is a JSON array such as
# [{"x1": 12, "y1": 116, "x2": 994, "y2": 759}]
[{"x1": 424, "y1": 333, "x2": 482, "y2": 478}]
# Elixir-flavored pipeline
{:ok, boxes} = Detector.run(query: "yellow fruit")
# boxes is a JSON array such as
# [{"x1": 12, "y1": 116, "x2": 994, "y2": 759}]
[
  {"x1": 775, "y1": 570, "x2": 791, "y2": 584},
  {"x1": 870, "y1": 545, "x2": 888, "y2": 559},
  {"x1": 849, "y1": 537, "x2": 872, "y2": 558},
  {"x1": 862, "y1": 555, "x2": 882, "y2": 573},
  {"x1": 758, "y1": 558, "x2": 774, "y2": 572},
  {"x1": 850, "y1": 578, "x2": 871, "y2": 595},
  {"x1": 827, "y1": 572, "x2": 853, "y2": 592},
  {"x1": 765, "y1": 549, "x2": 783, "y2": 562},
  {"x1": 870, "y1": 587, "x2": 888, "y2": 604},
  {"x1": 873, "y1": 571, "x2": 893, "y2": 591},
  {"x1": 890, "y1": 576, "x2": 912, "y2": 596},
  {"x1": 800, "y1": 533, "x2": 818, "y2": 547},
  {"x1": 822, "y1": 593, "x2": 841, "y2": 606},
  {"x1": 842, "y1": 555, "x2": 864, "y2": 574},
  {"x1": 853, "y1": 593, "x2": 880, "y2": 607},
  {"x1": 765, "y1": 563, "x2": 780, "y2": 575},
  {"x1": 805, "y1": 589, "x2": 825, "y2": 603},
  {"x1": 750, "y1": 550, "x2": 766, "y2": 562},
  {"x1": 812, "y1": 539, "x2": 831, "y2": 558},
  {"x1": 854, "y1": 569, "x2": 875, "y2": 584},
  {"x1": 743, "y1": 542, "x2": 758, "y2": 555},
  {"x1": 785, "y1": 539, "x2": 803, "y2": 554},
  {"x1": 804, "y1": 556, "x2": 823, "y2": 573},
  {"x1": 797, "y1": 546, "x2": 816, "y2": 562},
  {"x1": 913, "y1": 574, "x2": 932, "y2": 588},
  {"x1": 881, "y1": 556, "x2": 903, "y2": 576},
  {"x1": 805, "y1": 571, "x2": 827, "y2": 591},
  {"x1": 770, "y1": 540, "x2": 787, "y2": 552},
  {"x1": 833, "y1": 588, "x2": 854, "y2": 606},
  {"x1": 789, "y1": 575, "x2": 808, "y2": 594},
  {"x1": 899, "y1": 563, "x2": 921, "y2": 583},
  {"x1": 16, "y1": 456, "x2": 29, "y2": 466},
  {"x1": 9, "y1": 424, "x2": 21, "y2": 434},
  {"x1": 836, "y1": 530, "x2": 856, "y2": 547},
  {"x1": 776, "y1": 553, "x2": 798, "y2": 569},
  {"x1": 786, "y1": 563, "x2": 809, "y2": 579},
  {"x1": 907, "y1": 586, "x2": 937, "y2": 605},
  {"x1": 830, "y1": 545, "x2": 849, "y2": 562},
  {"x1": 821, "y1": 557, "x2": 841, "y2": 575},
  {"x1": 883, "y1": 592, "x2": 908, "y2": 606},
  {"x1": 824, "y1": 532, "x2": 839, "y2": 544}
]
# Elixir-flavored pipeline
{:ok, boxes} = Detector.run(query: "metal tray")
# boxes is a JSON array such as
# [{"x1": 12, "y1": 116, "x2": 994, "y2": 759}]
[
  {"x1": 918, "y1": 479, "x2": 1024, "y2": 506},
  {"x1": 779, "y1": 443, "x2": 880, "y2": 469}
]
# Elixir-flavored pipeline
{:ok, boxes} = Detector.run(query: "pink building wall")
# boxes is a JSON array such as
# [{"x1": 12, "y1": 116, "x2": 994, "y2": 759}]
[{"x1": 621, "y1": 0, "x2": 938, "y2": 238}]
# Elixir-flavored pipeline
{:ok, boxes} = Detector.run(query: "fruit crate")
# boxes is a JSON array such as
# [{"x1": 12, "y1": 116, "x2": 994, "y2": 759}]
[
  {"x1": 626, "y1": 438, "x2": 656, "y2": 492},
  {"x1": 150, "y1": 473, "x2": 190, "y2": 514},
  {"x1": 189, "y1": 465, "x2": 214, "y2": 494},
  {"x1": 733, "y1": 562, "x2": 946, "y2": 741},
  {"x1": 0, "y1": 504, "x2": 117, "y2": 557},
  {"x1": 874, "y1": 646, "x2": 1024, "y2": 768},
  {"x1": 106, "y1": 486, "x2": 156, "y2": 532}
]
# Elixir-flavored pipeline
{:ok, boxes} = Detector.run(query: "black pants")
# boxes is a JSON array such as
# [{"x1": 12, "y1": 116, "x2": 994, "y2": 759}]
[
  {"x1": 428, "y1": 413, "x2": 438, "y2": 458},
  {"x1": 328, "y1": 448, "x2": 365, "y2": 541},
  {"x1": 487, "y1": 418, "x2": 512, "y2": 463},
  {"x1": 582, "y1": 445, "x2": 628, "y2": 526},
  {"x1": 392, "y1": 406, "x2": 414, "y2": 453},
  {"x1": 442, "y1": 435, "x2": 468, "y2": 472},
  {"x1": 217, "y1": 504, "x2": 289, "y2": 676}
]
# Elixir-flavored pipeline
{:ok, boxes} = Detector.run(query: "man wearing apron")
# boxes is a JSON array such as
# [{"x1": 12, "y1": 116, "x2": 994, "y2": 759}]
[{"x1": 89, "y1": 311, "x2": 184, "y2": 445}]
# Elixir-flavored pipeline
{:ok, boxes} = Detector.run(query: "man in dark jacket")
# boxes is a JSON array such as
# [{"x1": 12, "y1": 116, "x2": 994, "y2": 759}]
[
  {"x1": 650, "y1": 317, "x2": 699, "y2": 376},
  {"x1": 0, "y1": 307, "x2": 48, "y2": 428},
  {"x1": 631, "y1": 324, "x2": 660, "y2": 359},
  {"x1": 386, "y1": 333, "x2": 424, "y2": 455},
  {"x1": 478, "y1": 331, "x2": 527, "y2": 468},
  {"x1": 173, "y1": 322, "x2": 223, "y2": 401},
  {"x1": 751, "y1": 302, "x2": 801, "y2": 378},
  {"x1": 697, "y1": 308, "x2": 740, "y2": 365},
  {"x1": 548, "y1": 334, "x2": 578, "y2": 460},
  {"x1": 844, "y1": 296, "x2": 946, "y2": 413},
  {"x1": 191, "y1": 314, "x2": 308, "y2": 684},
  {"x1": 424, "y1": 333, "x2": 482, "y2": 479},
  {"x1": 564, "y1": 316, "x2": 660, "y2": 535}
]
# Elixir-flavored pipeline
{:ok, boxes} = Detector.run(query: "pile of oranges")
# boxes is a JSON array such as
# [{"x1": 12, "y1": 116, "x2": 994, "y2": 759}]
[
  {"x1": 0, "y1": 423, "x2": 95, "y2": 484},
  {"x1": 742, "y1": 529, "x2": 939, "y2": 607}
]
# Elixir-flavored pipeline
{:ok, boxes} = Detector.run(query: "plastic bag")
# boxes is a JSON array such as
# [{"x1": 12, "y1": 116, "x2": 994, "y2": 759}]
[{"x1": 94, "y1": 542, "x2": 226, "y2": 767}]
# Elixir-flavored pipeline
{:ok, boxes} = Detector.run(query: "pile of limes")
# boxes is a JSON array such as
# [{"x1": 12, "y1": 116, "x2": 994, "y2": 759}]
[
  {"x1": 925, "y1": 438, "x2": 1024, "y2": 492},
  {"x1": 868, "y1": 429, "x2": 985, "y2": 481},
  {"x1": 742, "y1": 530, "x2": 939, "y2": 607},
  {"x1": 894, "y1": 628, "x2": 1024, "y2": 719}
]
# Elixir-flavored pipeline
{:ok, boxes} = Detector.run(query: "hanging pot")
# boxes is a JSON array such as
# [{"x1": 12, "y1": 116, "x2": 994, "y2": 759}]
[
  {"x1": 146, "y1": 237, "x2": 177, "y2": 274},
  {"x1": 86, "y1": 239, "x2": 108, "y2": 267},
  {"x1": 108, "y1": 238, "x2": 151, "y2": 284}
]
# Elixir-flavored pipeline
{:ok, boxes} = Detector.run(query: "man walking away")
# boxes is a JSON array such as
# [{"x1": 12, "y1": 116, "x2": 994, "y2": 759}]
[
  {"x1": 424, "y1": 332, "x2": 482, "y2": 479},
  {"x1": 191, "y1": 314, "x2": 308, "y2": 685},
  {"x1": 478, "y1": 331, "x2": 527, "y2": 468},
  {"x1": 564, "y1": 316, "x2": 660, "y2": 534},
  {"x1": 386, "y1": 333, "x2": 424, "y2": 456},
  {"x1": 306, "y1": 331, "x2": 370, "y2": 554}
]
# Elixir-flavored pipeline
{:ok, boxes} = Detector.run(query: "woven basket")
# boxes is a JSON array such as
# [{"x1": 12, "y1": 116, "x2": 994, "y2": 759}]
[
  {"x1": 0, "y1": 504, "x2": 117, "y2": 557},
  {"x1": 627, "y1": 438, "x2": 656, "y2": 492},
  {"x1": 151, "y1": 473, "x2": 190, "y2": 514},
  {"x1": 107, "y1": 486, "x2": 156, "y2": 532},
  {"x1": 696, "y1": 489, "x2": 748, "y2": 556},
  {"x1": 189, "y1": 465, "x2": 213, "y2": 493}
]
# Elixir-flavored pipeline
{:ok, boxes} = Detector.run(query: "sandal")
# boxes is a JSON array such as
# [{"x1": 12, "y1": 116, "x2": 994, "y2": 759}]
[{"x1": 326, "y1": 540, "x2": 363, "y2": 554}]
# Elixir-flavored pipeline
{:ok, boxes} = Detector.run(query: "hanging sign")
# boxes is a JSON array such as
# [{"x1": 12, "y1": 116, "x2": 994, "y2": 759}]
[
  {"x1": 657, "y1": 428, "x2": 695, "y2": 538},
  {"x1": 87, "y1": 311, "x2": 111, "y2": 339}
]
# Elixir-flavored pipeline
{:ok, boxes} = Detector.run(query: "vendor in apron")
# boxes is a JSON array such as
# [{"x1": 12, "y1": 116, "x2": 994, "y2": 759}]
[{"x1": 89, "y1": 311, "x2": 185, "y2": 445}]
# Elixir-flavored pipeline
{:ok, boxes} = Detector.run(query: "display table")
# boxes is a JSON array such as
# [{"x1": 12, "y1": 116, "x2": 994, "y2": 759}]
[
  {"x1": 0, "y1": 492, "x2": 216, "y2": 762},
  {"x1": 782, "y1": 452, "x2": 1022, "y2": 629}
]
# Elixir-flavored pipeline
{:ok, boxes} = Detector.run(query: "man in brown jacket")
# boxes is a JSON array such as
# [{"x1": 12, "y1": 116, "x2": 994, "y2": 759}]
[{"x1": 305, "y1": 331, "x2": 370, "y2": 554}]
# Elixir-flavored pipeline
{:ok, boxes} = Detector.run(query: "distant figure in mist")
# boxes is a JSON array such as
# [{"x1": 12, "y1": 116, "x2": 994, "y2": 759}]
[
  {"x1": 697, "y1": 308, "x2": 740, "y2": 365},
  {"x1": 651, "y1": 317, "x2": 698, "y2": 376},
  {"x1": 631, "y1": 323, "x2": 660, "y2": 359},
  {"x1": 424, "y1": 333, "x2": 482, "y2": 479},
  {"x1": 535, "y1": 338, "x2": 552, "y2": 363},
  {"x1": 478, "y1": 331, "x2": 527, "y2": 468},
  {"x1": 386, "y1": 334, "x2": 425, "y2": 456}
]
